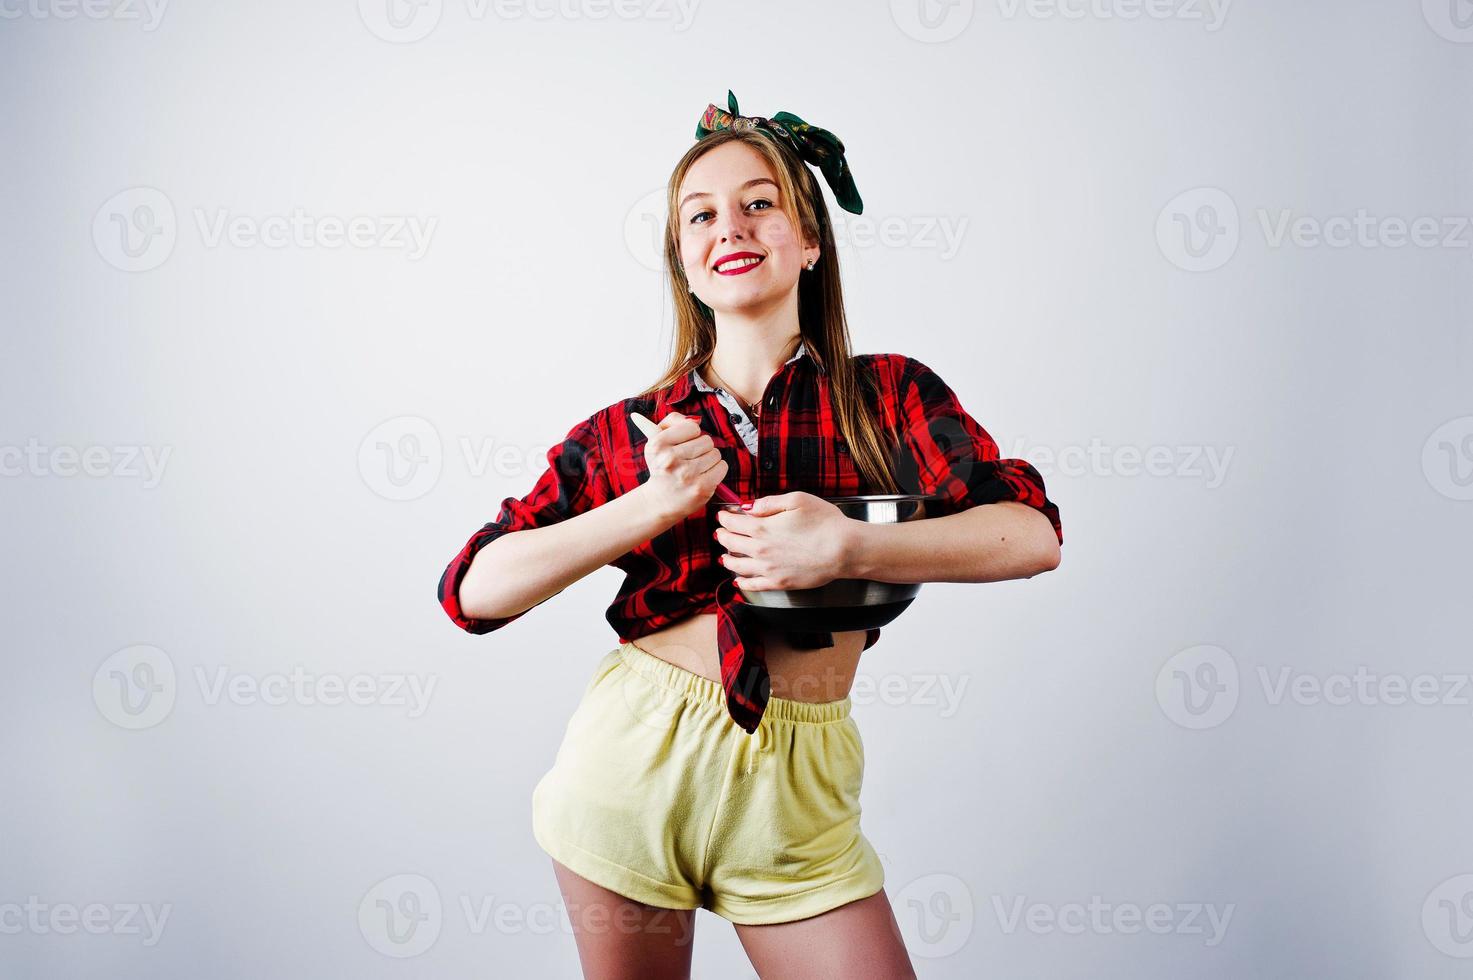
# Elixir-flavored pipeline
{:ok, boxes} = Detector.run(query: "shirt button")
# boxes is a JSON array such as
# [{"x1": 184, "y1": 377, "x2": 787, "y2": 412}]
[
  {"x1": 728, "y1": 413, "x2": 742, "y2": 426},
  {"x1": 762, "y1": 459, "x2": 774, "y2": 471}
]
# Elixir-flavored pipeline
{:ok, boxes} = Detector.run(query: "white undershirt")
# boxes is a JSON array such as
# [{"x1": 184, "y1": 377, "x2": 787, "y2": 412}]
[{"x1": 688, "y1": 339, "x2": 809, "y2": 456}]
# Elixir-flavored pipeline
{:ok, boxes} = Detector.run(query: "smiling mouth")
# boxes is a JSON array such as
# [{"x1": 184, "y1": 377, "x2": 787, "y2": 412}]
[{"x1": 713, "y1": 255, "x2": 765, "y2": 275}]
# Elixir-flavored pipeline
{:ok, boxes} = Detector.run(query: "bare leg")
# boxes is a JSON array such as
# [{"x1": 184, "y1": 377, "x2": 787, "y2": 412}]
[
  {"x1": 733, "y1": 888, "x2": 916, "y2": 980},
  {"x1": 550, "y1": 858, "x2": 699, "y2": 980}
]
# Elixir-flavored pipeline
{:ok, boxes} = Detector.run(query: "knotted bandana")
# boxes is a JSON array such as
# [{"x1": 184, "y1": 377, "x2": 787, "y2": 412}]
[{"x1": 695, "y1": 89, "x2": 863, "y2": 216}]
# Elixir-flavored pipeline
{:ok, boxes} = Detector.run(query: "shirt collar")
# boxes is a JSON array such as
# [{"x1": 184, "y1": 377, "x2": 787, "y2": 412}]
[{"x1": 665, "y1": 337, "x2": 817, "y2": 410}]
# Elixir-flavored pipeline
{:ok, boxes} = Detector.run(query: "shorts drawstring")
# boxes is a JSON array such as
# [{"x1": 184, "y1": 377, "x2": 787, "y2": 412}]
[{"x1": 745, "y1": 723, "x2": 767, "y2": 775}]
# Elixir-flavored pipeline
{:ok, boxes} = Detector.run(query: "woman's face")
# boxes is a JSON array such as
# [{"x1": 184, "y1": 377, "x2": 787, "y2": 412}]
[{"x1": 676, "y1": 140, "x2": 816, "y2": 316}]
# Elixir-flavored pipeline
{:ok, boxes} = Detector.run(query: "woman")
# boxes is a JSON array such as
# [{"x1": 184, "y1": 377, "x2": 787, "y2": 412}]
[{"x1": 437, "y1": 91, "x2": 1063, "y2": 979}]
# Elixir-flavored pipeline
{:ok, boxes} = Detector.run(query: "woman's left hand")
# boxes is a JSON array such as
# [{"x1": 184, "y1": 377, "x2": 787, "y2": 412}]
[{"x1": 713, "y1": 492, "x2": 855, "y2": 591}]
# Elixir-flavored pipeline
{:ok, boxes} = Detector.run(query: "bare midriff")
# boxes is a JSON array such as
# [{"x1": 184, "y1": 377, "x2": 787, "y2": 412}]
[{"x1": 629, "y1": 612, "x2": 868, "y2": 704}]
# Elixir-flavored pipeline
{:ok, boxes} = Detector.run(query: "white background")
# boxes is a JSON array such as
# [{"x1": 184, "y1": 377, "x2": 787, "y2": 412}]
[{"x1": 3, "y1": 0, "x2": 1471, "y2": 976}]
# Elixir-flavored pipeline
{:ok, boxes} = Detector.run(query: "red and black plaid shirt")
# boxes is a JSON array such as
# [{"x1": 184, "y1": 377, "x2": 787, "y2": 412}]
[{"x1": 437, "y1": 350, "x2": 1062, "y2": 734}]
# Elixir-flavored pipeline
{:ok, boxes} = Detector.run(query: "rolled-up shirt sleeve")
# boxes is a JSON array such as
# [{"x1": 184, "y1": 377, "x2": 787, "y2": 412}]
[
  {"x1": 897, "y1": 356, "x2": 1062, "y2": 544},
  {"x1": 437, "y1": 411, "x2": 613, "y2": 633}
]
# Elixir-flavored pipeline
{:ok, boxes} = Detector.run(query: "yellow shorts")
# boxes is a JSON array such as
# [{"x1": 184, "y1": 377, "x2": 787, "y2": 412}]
[{"x1": 531, "y1": 640, "x2": 885, "y2": 925}]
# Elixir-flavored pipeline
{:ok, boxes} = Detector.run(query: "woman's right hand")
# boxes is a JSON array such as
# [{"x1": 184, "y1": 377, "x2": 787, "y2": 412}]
[{"x1": 640, "y1": 412, "x2": 730, "y2": 523}]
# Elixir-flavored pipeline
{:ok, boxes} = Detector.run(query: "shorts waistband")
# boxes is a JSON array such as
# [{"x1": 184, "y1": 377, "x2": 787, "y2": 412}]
[{"x1": 616, "y1": 640, "x2": 851, "y2": 725}]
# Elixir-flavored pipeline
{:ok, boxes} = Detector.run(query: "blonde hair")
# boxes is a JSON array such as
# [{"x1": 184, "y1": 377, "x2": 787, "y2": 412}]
[{"x1": 637, "y1": 127, "x2": 900, "y2": 493}]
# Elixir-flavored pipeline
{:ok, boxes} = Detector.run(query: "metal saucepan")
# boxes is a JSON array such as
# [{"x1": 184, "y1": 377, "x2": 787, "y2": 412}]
[{"x1": 716, "y1": 494, "x2": 933, "y2": 633}]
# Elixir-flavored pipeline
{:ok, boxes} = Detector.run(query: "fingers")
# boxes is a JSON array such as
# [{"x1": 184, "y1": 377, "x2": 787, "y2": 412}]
[
  {"x1": 652, "y1": 415, "x2": 709, "y2": 452},
  {"x1": 652, "y1": 431, "x2": 715, "y2": 462},
  {"x1": 715, "y1": 509, "x2": 761, "y2": 534},
  {"x1": 718, "y1": 551, "x2": 755, "y2": 575},
  {"x1": 662, "y1": 437, "x2": 716, "y2": 465}
]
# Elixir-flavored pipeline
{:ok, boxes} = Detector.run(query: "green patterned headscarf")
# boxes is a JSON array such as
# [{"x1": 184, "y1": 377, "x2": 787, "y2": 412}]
[{"x1": 694, "y1": 90, "x2": 863, "y2": 216}]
